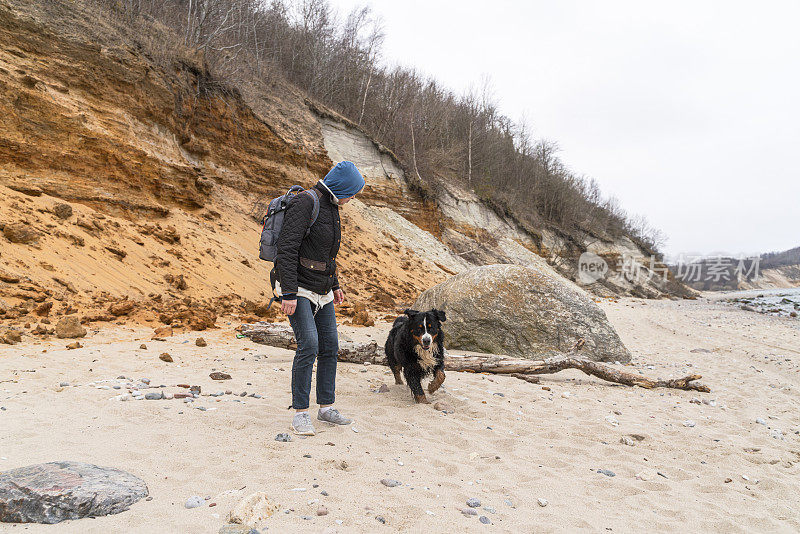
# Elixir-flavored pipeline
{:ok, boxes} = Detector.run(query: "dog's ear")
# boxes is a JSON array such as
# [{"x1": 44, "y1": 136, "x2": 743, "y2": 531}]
[
  {"x1": 403, "y1": 308, "x2": 420, "y2": 318},
  {"x1": 433, "y1": 308, "x2": 446, "y2": 323}
]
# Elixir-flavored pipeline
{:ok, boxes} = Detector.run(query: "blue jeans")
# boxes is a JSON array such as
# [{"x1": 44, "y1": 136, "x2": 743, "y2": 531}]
[{"x1": 288, "y1": 297, "x2": 338, "y2": 410}]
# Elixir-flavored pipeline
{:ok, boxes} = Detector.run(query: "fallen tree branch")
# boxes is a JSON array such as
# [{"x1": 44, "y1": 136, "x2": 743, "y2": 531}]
[{"x1": 238, "y1": 323, "x2": 710, "y2": 392}]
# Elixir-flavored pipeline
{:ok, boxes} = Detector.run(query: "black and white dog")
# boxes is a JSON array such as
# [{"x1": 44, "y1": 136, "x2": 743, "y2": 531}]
[{"x1": 384, "y1": 308, "x2": 447, "y2": 404}]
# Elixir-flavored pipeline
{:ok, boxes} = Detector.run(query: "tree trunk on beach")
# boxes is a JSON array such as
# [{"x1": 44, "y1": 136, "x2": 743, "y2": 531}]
[{"x1": 238, "y1": 323, "x2": 710, "y2": 393}]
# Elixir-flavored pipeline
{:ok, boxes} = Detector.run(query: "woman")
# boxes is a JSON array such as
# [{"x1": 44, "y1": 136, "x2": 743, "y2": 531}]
[{"x1": 273, "y1": 161, "x2": 365, "y2": 436}]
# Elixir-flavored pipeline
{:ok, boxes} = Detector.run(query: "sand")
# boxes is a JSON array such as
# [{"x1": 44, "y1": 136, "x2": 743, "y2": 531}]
[{"x1": 1, "y1": 296, "x2": 799, "y2": 533}]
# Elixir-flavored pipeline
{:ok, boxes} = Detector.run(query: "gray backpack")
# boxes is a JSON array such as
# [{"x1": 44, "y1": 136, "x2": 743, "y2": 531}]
[{"x1": 258, "y1": 186, "x2": 320, "y2": 262}]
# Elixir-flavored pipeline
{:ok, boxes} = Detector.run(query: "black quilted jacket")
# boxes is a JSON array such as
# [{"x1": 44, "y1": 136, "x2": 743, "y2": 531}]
[{"x1": 275, "y1": 181, "x2": 341, "y2": 298}]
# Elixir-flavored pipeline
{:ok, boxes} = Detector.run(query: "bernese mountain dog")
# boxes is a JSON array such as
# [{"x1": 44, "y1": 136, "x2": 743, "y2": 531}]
[{"x1": 384, "y1": 308, "x2": 447, "y2": 404}]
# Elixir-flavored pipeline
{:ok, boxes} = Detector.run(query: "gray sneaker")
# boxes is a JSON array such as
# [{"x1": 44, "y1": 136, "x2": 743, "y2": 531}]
[
  {"x1": 317, "y1": 408, "x2": 352, "y2": 425},
  {"x1": 291, "y1": 412, "x2": 315, "y2": 436}
]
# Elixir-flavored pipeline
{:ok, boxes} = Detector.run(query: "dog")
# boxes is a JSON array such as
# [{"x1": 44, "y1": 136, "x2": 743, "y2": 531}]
[{"x1": 384, "y1": 308, "x2": 447, "y2": 404}]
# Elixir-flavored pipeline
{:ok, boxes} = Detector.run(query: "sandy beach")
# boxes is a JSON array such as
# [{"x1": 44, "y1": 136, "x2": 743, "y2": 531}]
[{"x1": 1, "y1": 296, "x2": 799, "y2": 533}]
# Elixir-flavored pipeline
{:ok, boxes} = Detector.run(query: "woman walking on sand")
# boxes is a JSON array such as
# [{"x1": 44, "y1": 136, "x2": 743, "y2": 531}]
[{"x1": 273, "y1": 161, "x2": 365, "y2": 436}]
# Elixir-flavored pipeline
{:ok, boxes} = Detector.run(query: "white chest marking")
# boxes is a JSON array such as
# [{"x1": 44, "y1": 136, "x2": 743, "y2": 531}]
[{"x1": 416, "y1": 317, "x2": 438, "y2": 370}]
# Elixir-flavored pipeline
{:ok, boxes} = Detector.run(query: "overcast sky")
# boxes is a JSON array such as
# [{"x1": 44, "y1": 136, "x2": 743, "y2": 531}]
[{"x1": 327, "y1": 0, "x2": 799, "y2": 259}]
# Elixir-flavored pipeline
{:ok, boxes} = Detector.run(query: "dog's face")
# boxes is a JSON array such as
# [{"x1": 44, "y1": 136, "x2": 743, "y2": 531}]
[{"x1": 404, "y1": 308, "x2": 446, "y2": 350}]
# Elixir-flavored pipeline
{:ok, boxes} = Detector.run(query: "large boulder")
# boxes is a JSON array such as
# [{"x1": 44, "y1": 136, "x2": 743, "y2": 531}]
[
  {"x1": 55, "y1": 316, "x2": 86, "y2": 339},
  {"x1": 0, "y1": 461, "x2": 148, "y2": 524},
  {"x1": 413, "y1": 264, "x2": 630, "y2": 362}
]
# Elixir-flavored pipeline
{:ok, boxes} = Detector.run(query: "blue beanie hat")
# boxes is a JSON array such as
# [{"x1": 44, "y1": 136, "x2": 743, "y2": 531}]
[{"x1": 322, "y1": 161, "x2": 365, "y2": 199}]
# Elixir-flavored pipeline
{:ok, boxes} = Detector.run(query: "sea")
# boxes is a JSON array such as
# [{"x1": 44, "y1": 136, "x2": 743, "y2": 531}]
[{"x1": 724, "y1": 287, "x2": 800, "y2": 318}]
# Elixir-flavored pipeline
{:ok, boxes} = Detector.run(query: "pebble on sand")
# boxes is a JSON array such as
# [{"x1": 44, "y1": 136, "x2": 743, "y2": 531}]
[
  {"x1": 317, "y1": 506, "x2": 328, "y2": 516},
  {"x1": 185, "y1": 495, "x2": 205, "y2": 508},
  {"x1": 433, "y1": 401, "x2": 454, "y2": 413},
  {"x1": 209, "y1": 372, "x2": 232, "y2": 380},
  {"x1": 466, "y1": 498, "x2": 481, "y2": 508},
  {"x1": 196, "y1": 337, "x2": 208, "y2": 347},
  {"x1": 683, "y1": 420, "x2": 696, "y2": 427},
  {"x1": 479, "y1": 516, "x2": 491, "y2": 524},
  {"x1": 537, "y1": 498, "x2": 548, "y2": 507},
  {"x1": 159, "y1": 353, "x2": 173, "y2": 362},
  {"x1": 461, "y1": 507, "x2": 477, "y2": 516},
  {"x1": 380, "y1": 479, "x2": 401, "y2": 487},
  {"x1": 597, "y1": 469, "x2": 616, "y2": 477},
  {"x1": 275, "y1": 433, "x2": 291, "y2": 442}
]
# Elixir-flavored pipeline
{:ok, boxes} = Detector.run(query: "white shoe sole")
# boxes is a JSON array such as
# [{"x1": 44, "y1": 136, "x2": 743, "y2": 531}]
[
  {"x1": 291, "y1": 425, "x2": 315, "y2": 436},
  {"x1": 317, "y1": 416, "x2": 352, "y2": 426}
]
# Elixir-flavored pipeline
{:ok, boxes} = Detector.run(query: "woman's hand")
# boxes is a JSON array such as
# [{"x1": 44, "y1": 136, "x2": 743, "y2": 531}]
[
  {"x1": 281, "y1": 299, "x2": 297, "y2": 316},
  {"x1": 334, "y1": 289, "x2": 345, "y2": 305}
]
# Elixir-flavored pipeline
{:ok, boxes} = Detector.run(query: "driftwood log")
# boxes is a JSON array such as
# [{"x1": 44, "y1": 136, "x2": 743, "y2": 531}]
[{"x1": 239, "y1": 323, "x2": 710, "y2": 392}]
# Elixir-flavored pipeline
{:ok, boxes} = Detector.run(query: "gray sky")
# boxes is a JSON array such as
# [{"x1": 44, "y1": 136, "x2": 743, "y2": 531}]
[{"x1": 327, "y1": 0, "x2": 799, "y2": 258}]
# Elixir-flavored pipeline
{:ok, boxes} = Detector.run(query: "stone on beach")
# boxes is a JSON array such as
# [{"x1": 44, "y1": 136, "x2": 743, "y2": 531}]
[
  {"x1": 433, "y1": 401, "x2": 454, "y2": 413},
  {"x1": 185, "y1": 495, "x2": 205, "y2": 509},
  {"x1": 210, "y1": 372, "x2": 232, "y2": 380},
  {"x1": 0, "y1": 461, "x2": 148, "y2": 524},
  {"x1": 55, "y1": 316, "x2": 86, "y2": 339},
  {"x1": 413, "y1": 264, "x2": 631, "y2": 361},
  {"x1": 227, "y1": 492, "x2": 279, "y2": 524}
]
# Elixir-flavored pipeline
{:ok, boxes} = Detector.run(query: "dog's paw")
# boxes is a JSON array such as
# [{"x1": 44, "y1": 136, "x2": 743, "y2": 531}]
[{"x1": 414, "y1": 394, "x2": 431, "y2": 404}]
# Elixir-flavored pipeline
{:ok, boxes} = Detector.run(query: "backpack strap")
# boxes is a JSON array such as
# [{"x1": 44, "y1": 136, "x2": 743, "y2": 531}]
[{"x1": 304, "y1": 189, "x2": 320, "y2": 235}]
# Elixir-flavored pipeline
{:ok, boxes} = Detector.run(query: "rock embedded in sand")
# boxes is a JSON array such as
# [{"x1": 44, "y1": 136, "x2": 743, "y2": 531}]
[
  {"x1": 597, "y1": 469, "x2": 616, "y2": 477},
  {"x1": 3, "y1": 222, "x2": 40, "y2": 245},
  {"x1": 433, "y1": 401, "x2": 454, "y2": 413},
  {"x1": 0, "y1": 461, "x2": 148, "y2": 524},
  {"x1": 152, "y1": 326, "x2": 173, "y2": 339},
  {"x1": 159, "y1": 353, "x2": 173, "y2": 362},
  {"x1": 185, "y1": 495, "x2": 205, "y2": 509},
  {"x1": 316, "y1": 506, "x2": 328, "y2": 516},
  {"x1": 0, "y1": 269, "x2": 21, "y2": 283},
  {"x1": 55, "y1": 316, "x2": 86, "y2": 339},
  {"x1": 219, "y1": 525, "x2": 261, "y2": 534},
  {"x1": 479, "y1": 516, "x2": 491, "y2": 524},
  {"x1": 210, "y1": 372, "x2": 232, "y2": 380},
  {"x1": 1, "y1": 329, "x2": 23, "y2": 345},
  {"x1": 537, "y1": 498, "x2": 548, "y2": 507},
  {"x1": 144, "y1": 392, "x2": 163, "y2": 400},
  {"x1": 461, "y1": 507, "x2": 477, "y2": 516},
  {"x1": 53, "y1": 203, "x2": 73, "y2": 219},
  {"x1": 196, "y1": 337, "x2": 207, "y2": 347},
  {"x1": 66, "y1": 342, "x2": 82, "y2": 350},
  {"x1": 413, "y1": 264, "x2": 631, "y2": 362},
  {"x1": 351, "y1": 302, "x2": 375, "y2": 327},
  {"x1": 228, "y1": 492, "x2": 279, "y2": 524},
  {"x1": 466, "y1": 498, "x2": 481, "y2": 508},
  {"x1": 380, "y1": 479, "x2": 401, "y2": 488},
  {"x1": 108, "y1": 300, "x2": 136, "y2": 316}
]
